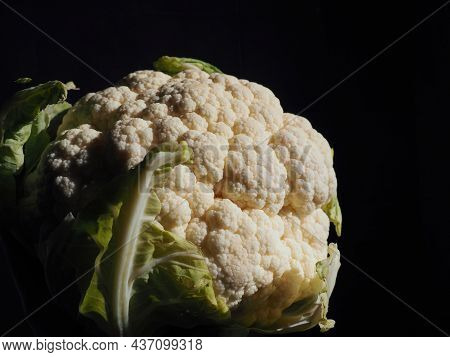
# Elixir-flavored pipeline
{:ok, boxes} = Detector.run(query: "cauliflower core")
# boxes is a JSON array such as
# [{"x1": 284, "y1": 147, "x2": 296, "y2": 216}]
[{"x1": 48, "y1": 67, "x2": 338, "y2": 325}]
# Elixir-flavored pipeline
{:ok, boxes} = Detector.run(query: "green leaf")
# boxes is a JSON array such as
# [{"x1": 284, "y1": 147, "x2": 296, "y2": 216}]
[
  {"x1": 316, "y1": 243, "x2": 341, "y2": 332},
  {"x1": 323, "y1": 196, "x2": 342, "y2": 237},
  {"x1": 128, "y1": 223, "x2": 229, "y2": 335},
  {"x1": 0, "y1": 122, "x2": 32, "y2": 175},
  {"x1": 24, "y1": 102, "x2": 71, "y2": 174},
  {"x1": 0, "y1": 80, "x2": 72, "y2": 212},
  {"x1": 324, "y1": 147, "x2": 342, "y2": 236},
  {"x1": 77, "y1": 191, "x2": 124, "y2": 323},
  {"x1": 80, "y1": 273, "x2": 108, "y2": 321},
  {"x1": 1, "y1": 81, "x2": 69, "y2": 141},
  {"x1": 15, "y1": 77, "x2": 32, "y2": 84},
  {"x1": 154, "y1": 56, "x2": 223, "y2": 76}
]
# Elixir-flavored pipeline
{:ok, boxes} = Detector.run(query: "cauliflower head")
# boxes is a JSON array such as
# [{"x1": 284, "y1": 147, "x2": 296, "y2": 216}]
[{"x1": 16, "y1": 57, "x2": 342, "y2": 335}]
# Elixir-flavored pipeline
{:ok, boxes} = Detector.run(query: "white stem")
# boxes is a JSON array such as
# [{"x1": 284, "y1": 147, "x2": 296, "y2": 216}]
[{"x1": 108, "y1": 151, "x2": 180, "y2": 335}]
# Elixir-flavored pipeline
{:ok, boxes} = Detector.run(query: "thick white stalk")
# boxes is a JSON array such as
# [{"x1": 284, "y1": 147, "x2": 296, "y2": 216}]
[{"x1": 108, "y1": 151, "x2": 180, "y2": 335}]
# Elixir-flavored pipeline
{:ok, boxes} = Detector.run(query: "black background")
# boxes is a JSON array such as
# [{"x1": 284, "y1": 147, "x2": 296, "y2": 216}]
[{"x1": 1, "y1": 0, "x2": 449, "y2": 337}]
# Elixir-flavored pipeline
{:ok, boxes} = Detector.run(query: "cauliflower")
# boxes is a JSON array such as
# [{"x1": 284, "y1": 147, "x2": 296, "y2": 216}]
[
  {"x1": 58, "y1": 86, "x2": 138, "y2": 133},
  {"x1": 5, "y1": 56, "x2": 342, "y2": 336}
]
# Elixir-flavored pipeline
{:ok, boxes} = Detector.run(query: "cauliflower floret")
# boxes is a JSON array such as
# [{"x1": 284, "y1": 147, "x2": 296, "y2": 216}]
[
  {"x1": 231, "y1": 207, "x2": 328, "y2": 327},
  {"x1": 187, "y1": 182, "x2": 215, "y2": 217},
  {"x1": 196, "y1": 200, "x2": 327, "y2": 314},
  {"x1": 117, "y1": 99, "x2": 147, "y2": 118},
  {"x1": 152, "y1": 116, "x2": 189, "y2": 143},
  {"x1": 246, "y1": 209, "x2": 291, "y2": 277},
  {"x1": 210, "y1": 73, "x2": 254, "y2": 106},
  {"x1": 159, "y1": 78, "x2": 238, "y2": 130},
  {"x1": 218, "y1": 135, "x2": 287, "y2": 216},
  {"x1": 186, "y1": 218, "x2": 208, "y2": 246},
  {"x1": 245, "y1": 81, "x2": 284, "y2": 133},
  {"x1": 280, "y1": 208, "x2": 328, "y2": 278},
  {"x1": 118, "y1": 70, "x2": 171, "y2": 95},
  {"x1": 300, "y1": 208, "x2": 330, "y2": 261},
  {"x1": 154, "y1": 164, "x2": 214, "y2": 240},
  {"x1": 45, "y1": 124, "x2": 104, "y2": 201},
  {"x1": 143, "y1": 69, "x2": 284, "y2": 147},
  {"x1": 282, "y1": 114, "x2": 334, "y2": 167},
  {"x1": 109, "y1": 116, "x2": 153, "y2": 170},
  {"x1": 158, "y1": 77, "x2": 214, "y2": 115},
  {"x1": 209, "y1": 121, "x2": 234, "y2": 140},
  {"x1": 172, "y1": 68, "x2": 211, "y2": 81},
  {"x1": 154, "y1": 188, "x2": 191, "y2": 238},
  {"x1": 200, "y1": 199, "x2": 272, "y2": 307},
  {"x1": 271, "y1": 114, "x2": 337, "y2": 216},
  {"x1": 232, "y1": 116, "x2": 270, "y2": 143},
  {"x1": 143, "y1": 102, "x2": 169, "y2": 121},
  {"x1": 156, "y1": 164, "x2": 215, "y2": 218},
  {"x1": 58, "y1": 86, "x2": 138, "y2": 133},
  {"x1": 180, "y1": 130, "x2": 228, "y2": 185},
  {"x1": 182, "y1": 112, "x2": 209, "y2": 132}
]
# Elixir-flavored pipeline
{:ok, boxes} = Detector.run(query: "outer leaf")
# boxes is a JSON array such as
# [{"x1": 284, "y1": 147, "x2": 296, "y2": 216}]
[
  {"x1": 75, "y1": 173, "x2": 129, "y2": 324},
  {"x1": 317, "y1": 243, "x2": 341, "y2": 332},
  {"x1": 154, "y1": 56, "x2": 222, "y2": 75},
  {"x1": 324, "y1": 147, "x2": 342, "y2": 236},
  {"x1": 24, "y1": 102, "x2": 71, "y2": 174},
  {"x1": 0, "y1": 124, "x2": 32, "y2": 176},
  {"x1": 41, "y1": 211, "x2": 114, "y2": 334},
  {"x1": 0, "y1": 81, "x2": 72, "y2": 211},
  {"x1": 128, "y1": 223, "x2": 229, "y2": 335},
  {"x1": 80, "y1": 273, "x2": 108, "y2": 322},
  {"x1": 77, "y1": 204, "x2": 124, "y2": 324},
  {"x1": 15, "y1": 77, "x2": 33, "y2": 84},
  {"x1": 1, "y1": 81, "x2": 69, "y2": 147},
  {"x1": 323, "y1": 196, "x2": 343, "y2": 236}
]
